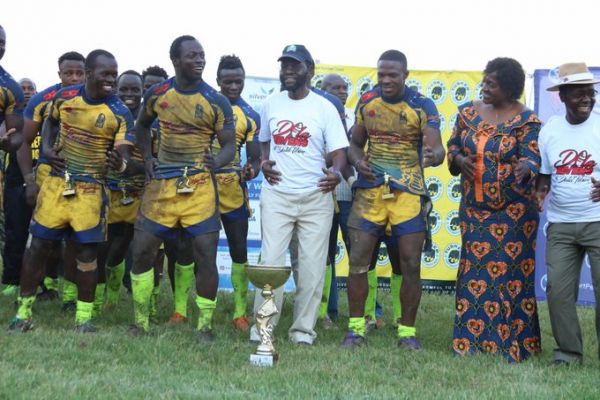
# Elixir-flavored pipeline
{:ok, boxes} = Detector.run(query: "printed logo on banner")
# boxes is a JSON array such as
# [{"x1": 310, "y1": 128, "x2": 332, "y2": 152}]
[
  {"x1": 449, "y1": 111, "x2": 459, "y2": 132},
  {"x1": 426, "y1": 176, "x2": 443, "y2": 202},
  {"x1": 356, "y1": 77, "x2": 374, "y2": 96},
  {"x1": 445, "y1": 210, "x2": 461, "y2": 236},
  {"x1": 447, "y1": 177, "x2": 462, "y2": 202},
  {"x1": 540, "y1": 274, "x2": 547, "y2": 292},
  {"x1": 421, "y1": 242, "x2": 440, "y2": 268},
  {"x1": 406, "y1": 79, "x2": 422, "y2": 93},
  {"x1": 438, "y1": 113, "x2": 446, "y2": 133},
  {"x1": 335, "y1": 239, "x2": 346, "y2": 265},
  {"x1": 377, "y1": 244, "x2": 389, "y2": 267},
  {"x1": 451, "y1": 81, "x2": 471, "y2": 105},
  {"x1": 474, "y1": 82, "x2": 483, "y2": 100},
  {"x1": 428, "y1": 209, "x2": 442, "y2": 235},
  {"x1": 444, "y1": 243, "x2": 461, "y2": 269},
  {"x1": 311, "y1": 74, "x2": 325, "y2": 89},
  {"x1": 426, "y1": 80, "x2": 447, "y2": 105},
  {"x1": 341, "y1": 75, "x2": 353, "y2": 96}
]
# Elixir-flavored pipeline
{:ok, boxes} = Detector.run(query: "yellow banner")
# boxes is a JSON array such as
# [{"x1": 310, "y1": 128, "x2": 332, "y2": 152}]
[{"x1": 314, "y1": 64, "x2": 483, "y2": 282}]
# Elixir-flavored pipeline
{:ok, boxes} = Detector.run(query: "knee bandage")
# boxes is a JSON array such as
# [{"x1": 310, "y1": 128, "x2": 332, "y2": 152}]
[
  {"x1": 349, "y1": 264, "x2": 370, "y2": 274},
  {"x1": 76, "y1": 259, "x2": 98, "y2": 272}
]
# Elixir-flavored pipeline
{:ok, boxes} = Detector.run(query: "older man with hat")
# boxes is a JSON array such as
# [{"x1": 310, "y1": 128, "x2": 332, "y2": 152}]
[
  {"x1": 536, "y1": 62, "x2": 600, "y2": 365},
  {"x1": 251, "y1": 44, "x2": 349, "y2": 345}
]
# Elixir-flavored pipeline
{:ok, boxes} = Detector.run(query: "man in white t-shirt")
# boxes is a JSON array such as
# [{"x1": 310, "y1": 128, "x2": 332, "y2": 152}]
[
  {"x1": 537, "y1": 62, "x2": 600, "y2": 365},
  {"x1": 253, "y1": 44, "x2": 349, "y2": 345}
]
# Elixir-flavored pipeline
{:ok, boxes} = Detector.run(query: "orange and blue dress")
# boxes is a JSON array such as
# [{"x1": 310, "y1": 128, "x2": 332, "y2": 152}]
[{"x1": 447, "y1": 101, "x2": 542, "y2": 362}]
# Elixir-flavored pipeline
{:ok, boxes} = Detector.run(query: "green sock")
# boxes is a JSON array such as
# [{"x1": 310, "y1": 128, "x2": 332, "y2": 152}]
[
  {"x1": 231, "y1": 261, "x2": 248, "y2": 319},
  {"x1": 131, "y1": 269, "x2": 154, "y2": 332},
  {"x1": 92, "y1": 283, "x2": 105, "y2": 317},
  {"x1": 365, "y1": 269, "x2": 377, "y2": 320},
  {"x1": 398, "y1": 324, "x2": 416, "y2": 338},
  {"x1": 318, "y1": 264, "x2": 332, "y2": 319},
  {"x1": 105, "y1": 261, "x2": 125, "y2": 305},
  {"x1": 75, "y1": 300, "x2": 94, "y2": 325},
  {"x1": 62, "y1": 280, "x2": 78, "y2": 303},
  {"x1": 16, "y1": 295, "x2": 36, "y2": 320},
  {"x1": 391, "y1": 273, "x2": 403, "y2": 323},
  {"x1": 43, "y1": 277, "x2": 59, "y2": 291},
  {"x1": 174, "y1": 262, "x2": 194, "y2": 317},
  {"x1": 150, "y1": 285, "x2": 160, "y2": 320},
  {"x1": 348, "y1": 317, "x2": 366, "y2": 337},
  {"x1": 195, "y1": 295, "x2": 217, "y2": 331}
]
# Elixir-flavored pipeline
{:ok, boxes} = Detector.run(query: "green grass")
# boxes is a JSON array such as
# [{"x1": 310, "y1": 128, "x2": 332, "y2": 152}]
[{"x1": 0, "y1": 284, "x2": 598, "y2": 399}]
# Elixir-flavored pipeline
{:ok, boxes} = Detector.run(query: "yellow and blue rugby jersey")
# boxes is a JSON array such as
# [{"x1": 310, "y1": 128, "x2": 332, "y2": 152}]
[
  {"x1": 24, "y1": 83, "x2": 63, "y2": 165},
  {"x1": 212, "y1": 96, "x2": 260, "y2": 171},
  {"x1": 0, "y1": 65, "x2": 25, "y2": 126},
  {"x1": 355, "y1": 86, "x2": 440, "y2": 196},
  {"x1": 49, "y1": 84, "x2": 134, "y2": 179},
  {"x1": 143, "y1": 78, "x2": 234, "y2": 175},
  {"x1": 106, "y1": 105, "x2": 145, "y2": 191}
]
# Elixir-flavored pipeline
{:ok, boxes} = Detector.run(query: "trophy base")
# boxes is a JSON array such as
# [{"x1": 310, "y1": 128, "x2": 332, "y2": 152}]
[{"x1": 250, "y1": 353, "x2": 278, "y2": 367}]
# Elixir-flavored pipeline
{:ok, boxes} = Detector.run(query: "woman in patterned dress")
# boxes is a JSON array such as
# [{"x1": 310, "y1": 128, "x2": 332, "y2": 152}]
[{"x1": 447, "y1": 58, "x2": 542, "y2": 362}]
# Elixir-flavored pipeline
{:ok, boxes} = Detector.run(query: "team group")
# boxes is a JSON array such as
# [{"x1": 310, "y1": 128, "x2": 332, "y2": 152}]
[{"x1": 1, "y1": 25, "x2": 599, "y2": 364}]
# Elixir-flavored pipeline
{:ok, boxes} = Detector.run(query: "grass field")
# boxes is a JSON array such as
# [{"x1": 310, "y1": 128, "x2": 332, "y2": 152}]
[{"x1": 0, "y1": 282, "x2": 598, "y2": 399}]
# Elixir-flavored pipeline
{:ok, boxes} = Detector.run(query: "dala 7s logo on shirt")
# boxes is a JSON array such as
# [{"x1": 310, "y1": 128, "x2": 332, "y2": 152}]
[{"x1": 273, "y1": 120, "x2": 311, "y2": 154}]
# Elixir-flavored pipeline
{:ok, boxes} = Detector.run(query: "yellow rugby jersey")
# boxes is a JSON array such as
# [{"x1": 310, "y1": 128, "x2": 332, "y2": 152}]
[
  {"x1": 0, "y1": 65, "x2": 25, "y2": 126},
  {"x1": 143, "y1": 78, "x2": 234, "y2": 177},
  {"x1": 106, "y1": 105, "x2": 145, "y2": 191},
  {"x1": 49, "y1": 84, "x2": 134, "y2": 179},
  {"x1": 355, "y1": 86, "x2": 440, "y2": 196},
  {"x1": 212, "y1": 96, "x2": 259, "y2": 171},
  {"x1": 25, "y1": 83, "x2": 62, "y2": 164}
]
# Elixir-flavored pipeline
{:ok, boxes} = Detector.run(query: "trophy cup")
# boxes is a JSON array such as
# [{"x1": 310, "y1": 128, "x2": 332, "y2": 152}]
[
  {"x1": 382, "y1": 172, "x2": 395, "y2": 200},
  {"x1": 62, "y1": 171, "x2": 76, "y2": 197},
  {"x1": 118, "y1": 181, "x2": 134, "y2": 205},
  {"x1": 246, "y1": 264, "x2": 292, "y2": 367},
  {"x1": 176, "y1": 166, "x2": 194, "y2": 194}
]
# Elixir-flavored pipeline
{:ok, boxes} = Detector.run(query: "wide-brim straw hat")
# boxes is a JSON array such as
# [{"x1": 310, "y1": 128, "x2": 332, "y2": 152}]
[{"x1": 547, "y1": 62, "x2": 600, "y2": 91}]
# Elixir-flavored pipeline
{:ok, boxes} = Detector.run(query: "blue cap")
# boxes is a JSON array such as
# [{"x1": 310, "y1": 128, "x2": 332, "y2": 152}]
[{"x1": 278, "y1": 44, "x2": 313, "y2": 65}]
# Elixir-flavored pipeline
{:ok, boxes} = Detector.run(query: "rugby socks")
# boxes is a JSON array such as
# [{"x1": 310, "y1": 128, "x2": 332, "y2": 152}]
[
  {"x1": 391, "y1": 273, "x2": 403, "y2": 324},
  {"x1": 62, "y1": 280, "x2": 78, "y2": 304},
  {"x1": 231, "y1": 261, "x2": 248, "y2": 319},
  {"x1": 75, "y1": 300, "x2": 94, "y2": 325},
  {"x1": 43, "y1": 276, "x2": 59, "y2": 291},
  {"x1": 131, "y1": 269, "x2": 154, "y2": 331},
  {"x1": 318, "y1": 264, "x2": 332, "y2": 319},
  {"x1": 92, "y1": 283, "x2": 105, "y2": 317},
  {"x1": 105, "y1": 261, "x2": 125, "y2": 306},
  {"x1": 16, "y1": 295, "x2": 36, "y2": 320},
  {"x1": 195, "y1": 295, "x2": 217, "y2": 331},
  {"x1": 398, "y1": 324, "x2": 416, "y2": 339},
  {"x1": 149, "y1": 285, "x2": 160, "y2": 321},
  {"x1": 364, "y1": 269, "x2": 378, "y2": 320},
  {"x1": 174, "y1": 262, "x2": 194, "y2": 318},
  {"x1": 348, "y1": 317, "x2": 366, "y2": 337}
]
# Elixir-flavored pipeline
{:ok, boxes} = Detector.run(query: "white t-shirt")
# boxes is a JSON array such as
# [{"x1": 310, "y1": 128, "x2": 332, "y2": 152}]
[
  {"x1": 539, "y1": 113, "x2": 600, "y2": 223},
  {"x1": 259, "y1": 90, "x2": 349, "y2": 193}
]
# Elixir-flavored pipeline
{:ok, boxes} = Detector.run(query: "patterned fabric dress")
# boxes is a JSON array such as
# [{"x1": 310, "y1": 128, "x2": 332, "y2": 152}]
[{"x1": 447, "y1": 102, "x2": 542, "y2": 362}]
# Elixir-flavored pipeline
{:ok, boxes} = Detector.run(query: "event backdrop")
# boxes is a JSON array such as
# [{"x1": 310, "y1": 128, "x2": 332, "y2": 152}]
[
  {"x1": 533, "y1": 67, "x2": 600, "y2": 305},
  {"x1": 214, "y1": 68, "x2": 485, "y2": 291}
]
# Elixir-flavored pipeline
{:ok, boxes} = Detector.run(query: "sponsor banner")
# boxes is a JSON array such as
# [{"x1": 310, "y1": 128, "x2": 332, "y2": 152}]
[
  {"x1": 533, "y1": 68, "x2": 600, "y2": 305},
  {"x1": 315, "y1": 65, "x2": 482, "y2": 282}
]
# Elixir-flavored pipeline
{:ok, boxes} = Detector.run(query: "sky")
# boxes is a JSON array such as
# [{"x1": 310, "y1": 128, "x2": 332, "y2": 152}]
[{"x1": 2, "y1": 0, "x2": 599, "y2": 90}]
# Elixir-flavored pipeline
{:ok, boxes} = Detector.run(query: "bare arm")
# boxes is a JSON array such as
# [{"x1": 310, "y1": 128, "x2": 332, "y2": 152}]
[
  {"x1": 41, "y1": 115, "x2": 64, "y2": 173},
  {"x1": 17, "y1": 118, "x2": 40, "y2": 184},
  {"x1": 348, "y1": 123, "x2": 375, "y2": 182},
  {"x1": 535, "y1": 173, "x2": 551, "y2": 211},
  {"x1": 422, "y1": 126, "x2": 445, "y2": 168},
  {"x1": 205, "y1": 127, "x2": 235, "y2": 170},
  {"x1": 0, "y1": 114, "x2": 23, "y2": 152},
  {"x1": 135, "y1": 111, "x2": 155, "y2": 180}
]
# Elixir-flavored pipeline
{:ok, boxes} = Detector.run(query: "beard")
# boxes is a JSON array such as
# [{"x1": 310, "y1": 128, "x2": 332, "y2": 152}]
[{"x1": 280, "y1": 72, "x2": 308, "y2": 92}]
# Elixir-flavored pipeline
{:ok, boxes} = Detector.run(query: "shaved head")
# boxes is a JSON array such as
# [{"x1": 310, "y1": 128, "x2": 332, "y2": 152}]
[{"x1": 321, "y1": 73, "x2": 348, "y2": 105}]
